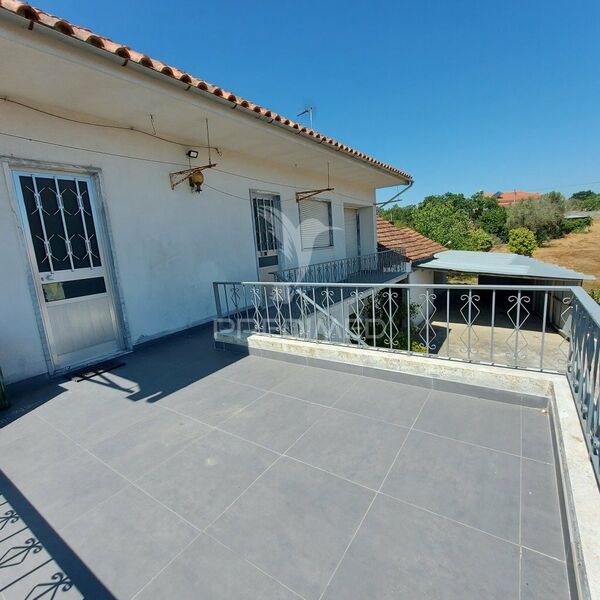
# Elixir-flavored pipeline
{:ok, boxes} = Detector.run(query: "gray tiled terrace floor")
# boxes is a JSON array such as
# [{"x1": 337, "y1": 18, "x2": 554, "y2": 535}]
[{"x1": 0, "y1": 327, "x2": 571, "y2": 599}]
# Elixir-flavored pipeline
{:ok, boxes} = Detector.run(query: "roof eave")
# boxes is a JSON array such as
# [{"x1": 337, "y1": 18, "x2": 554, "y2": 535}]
[{"x1": 0, "y1": 3, "x2": 413, "y2": 183}]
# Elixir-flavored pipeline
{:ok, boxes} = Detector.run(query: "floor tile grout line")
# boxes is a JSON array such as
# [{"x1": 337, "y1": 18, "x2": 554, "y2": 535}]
[
  {"x1": 35, "y1": 412, "x2": 205, "y2": 534},
  {"x1": 520, "y1": 544, "x2": 568, "y2": 564},
  {"x1": 196, "y1": 391, "x2": 356, "y2": 599},
  {"x1": 16, "y1": 365, "x2": 569, "y2": 595},
  {"x1": 220, "y1": 355, "x2": 546, "y2": 413},
  {"x1": 129, "y1": 424, "x2": 218, "y2": 485},
  {"x1": 410, "y1": 426, "x2": 532, "y2": 462},
  {"x1": 131, "y1": 389, "x2": 272, "y2": 485},
  {"x1": 21, "y1": 394, "x2": 564, "y2": 565},
  {"x1": 203, "y1": 532, "x2": 308, "y2": 600},
  {"x1": 218, "y1": 371, "x2": 363, "y2": 411},
  {"x1": 202, "y1": 389, "x2": 350, "y2": 533},
  {"x1": 316, "y1": 390, "x2": 432, "y2": 600},
  {"x1": 215, "y1": 374, "x2": 428, "y2": 434},
  {"x1": 32, "y1": 396, "x2": 174, "y2": 453},
  {"x1": 202, "y1": 374, "x2": 555, "y2": 464},
  {"x1": 519, "y1": 405, "x2": 523, "y2": 600},
  {"x1": 161, "y1": 403, "x2": 382, "y2": 496},
  {"x1": 129, "y1": 531, "x2": 204, "y2": 600},
  {"x1": 416, "y1": 427, "x2": 552, "y2": 466},
  {"x1": 376, "y1": 489, "x2": 566, "y2": 562}
]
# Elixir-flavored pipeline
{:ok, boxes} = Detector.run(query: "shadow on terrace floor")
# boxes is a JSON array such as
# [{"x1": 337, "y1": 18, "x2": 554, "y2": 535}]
[{"x1": 1, "y1": 325, "x2": 244, "y2": 429}]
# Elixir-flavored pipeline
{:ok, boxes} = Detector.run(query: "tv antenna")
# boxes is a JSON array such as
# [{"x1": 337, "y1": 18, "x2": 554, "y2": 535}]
[{"x1": 297, "y1": 106, "x2": 314, "y2": 129}]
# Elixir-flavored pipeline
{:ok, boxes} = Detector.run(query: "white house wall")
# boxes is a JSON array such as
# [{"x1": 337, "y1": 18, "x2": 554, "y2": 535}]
[
  {"x1": 407, "y1": 268, "x2": 436, "y2": 325},
  {"x1": 0, "y1": 101, "x2": 376, "y2": 383}
]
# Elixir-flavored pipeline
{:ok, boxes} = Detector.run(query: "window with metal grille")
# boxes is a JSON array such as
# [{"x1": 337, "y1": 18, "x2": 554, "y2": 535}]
[
  {"x1": 19, "y1": 175, "x2": 101, "y2": 273},
  {"x1": 252, "y1": 195, "x2": 280, "y2": 254},
  {"x1": 299, "y1": 199, "x2": 333, "y2": 249}
]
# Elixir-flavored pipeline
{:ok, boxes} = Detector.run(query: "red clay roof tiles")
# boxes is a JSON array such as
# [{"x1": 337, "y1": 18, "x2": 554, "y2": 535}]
[
  {"x1": 0, "y1": 0, "x2": 412, "y2": 182},
  {"x1": 483, "y1": 191, "x2": 542, "y2": 207},
  {"x1": 377, "y1": 217, "x2": 446, "y2": 261}
]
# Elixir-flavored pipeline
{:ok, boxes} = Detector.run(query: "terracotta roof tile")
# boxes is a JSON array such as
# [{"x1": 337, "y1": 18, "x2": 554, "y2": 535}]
[
  {"x1": 483, "y1": 191, "x2": 542, "y2": 207},
  {"x1": 0, "y1": 0, "x2": 412, "y2": 182},
  {"x1": 377, "y1": 217, "x2": 446, "y2": 261}
]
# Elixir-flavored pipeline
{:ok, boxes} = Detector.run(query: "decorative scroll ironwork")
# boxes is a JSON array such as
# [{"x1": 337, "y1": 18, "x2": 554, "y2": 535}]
[
  {"x1": 566, "y1": 291, "x2": 600, "y2": 484},
  {"x1": 321, "y1": 288, "x2": 335, "y2": 341},
  {"x1": 559, "y1": 296, "x2": 573, "y2": 359},
  {"x1": 417, "y1": 290, "x2": 437, "y2": 351},
  {"x1": 214, "y1": 282, "x2": 600, "y2": 484},
  {"x1": 271, "y1": 286, "x2": 286, "y2": 334},
  {"x1": 350, "y1": 289, "x2": 367, "y2": 343},
  {"x1": 251, "y1": 286, "x2": 263, "y2": 332},
  {"x1": 459, "y1": 291, "x2": 480, "y2": 358},
  {"x1": 382, "y1": 288, "x2": 400, "y2": 348},
  {"x1": 215, "y1": 281, "x2": 577, "y2": 374},
  {"x1": 295, "y1": 287, "x2": 310, "y2": 338},
  {"x1": 271, "y1": 249, "x2": 407, "y2": 284},
  {"x1": 229, "y1": 284, "x2": 241, "y2": 315},
  {"x1": 506, "y1": 293, "x2": 531, "y2": 364}
]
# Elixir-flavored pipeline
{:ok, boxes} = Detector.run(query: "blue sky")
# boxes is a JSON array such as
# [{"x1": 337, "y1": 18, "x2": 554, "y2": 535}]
[{"x1": 38, "y1": 0, "x2": 600, "y2": 205}]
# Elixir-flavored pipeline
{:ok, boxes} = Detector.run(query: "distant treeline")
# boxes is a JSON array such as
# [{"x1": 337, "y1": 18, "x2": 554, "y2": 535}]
[{"x1": 378, "y1": 190, "x2": 596, "y2": 252}]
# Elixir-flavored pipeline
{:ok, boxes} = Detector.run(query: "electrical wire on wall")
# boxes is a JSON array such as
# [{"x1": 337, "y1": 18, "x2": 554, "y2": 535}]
[
  {"x1": 0, "y1": 96, "x2": 411, "y2": 205},
  {"x1": 0, "y1": 129, "x2": 387, "y2": 206},
  {"x1": 0, "y1": 97, "x2": 221, "y2": 154}
]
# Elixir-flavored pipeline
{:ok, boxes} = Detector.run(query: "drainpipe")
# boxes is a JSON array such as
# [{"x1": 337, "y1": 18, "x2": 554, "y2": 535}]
[{"x1": 376, "y1": 180, "x2": 414, "y2": 209}]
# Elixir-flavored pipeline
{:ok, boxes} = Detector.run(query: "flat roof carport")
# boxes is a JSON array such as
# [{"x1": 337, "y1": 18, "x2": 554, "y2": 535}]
[{"x1": 417, "y1": 250, "x2": 594, "y2": 283}]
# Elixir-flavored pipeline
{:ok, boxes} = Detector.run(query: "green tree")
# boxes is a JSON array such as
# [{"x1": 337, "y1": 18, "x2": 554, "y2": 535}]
[
  {"x1": 569, "y1": 190, "x2": 600, "y2": 211},
  {"x1": 476, "y1": 199, "x2": 507, "y2": 240},
  {"x1": 379, "y1": 204, "x2": 415, "y2": 228},
  {"x1": 505, "y1": 192, "x2": 565, "y2": 242},
  {"x1": 464, "y1": 227, "x2": 494, "y2": 251},
  {"x1": 411, "y1": 195, "x2": 473, "y2": 249},
  {"x1": 508, "y1": 227, "x2": 537, "y2": 256}
]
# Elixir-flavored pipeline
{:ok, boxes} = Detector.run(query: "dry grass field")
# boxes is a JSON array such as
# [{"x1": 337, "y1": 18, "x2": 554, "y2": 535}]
[{"x1": 495, "y1": 219, "x2": 600, "y2": 291}]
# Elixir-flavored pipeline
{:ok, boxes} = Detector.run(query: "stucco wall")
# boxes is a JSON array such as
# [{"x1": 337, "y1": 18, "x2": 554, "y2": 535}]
[
  {"x1": 0, "y1": 101, "x2": 376, "y2": 382},
  {"x1": 407, "y1": 267, "x2": 436, "y2": 325}
]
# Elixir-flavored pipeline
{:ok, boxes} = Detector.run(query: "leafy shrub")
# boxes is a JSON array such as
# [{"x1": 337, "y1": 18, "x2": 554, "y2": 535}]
[
  {"x1": 508, "y1": 227, "x2": 537, "y2": 256},
  {"x1": 560, "y1": 217, "x2": 592, "y2": 234},
  {"x1": 506, "y1": 192, "x2": 565, "y2": 242},
  {"x1": 464, "y1": 227, "x2": 494, "y2": 251}
]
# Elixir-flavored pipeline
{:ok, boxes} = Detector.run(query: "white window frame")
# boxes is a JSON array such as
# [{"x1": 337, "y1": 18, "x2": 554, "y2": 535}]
[{"x1": 298, "y1": 199, "x2": 334, "y2": 250}]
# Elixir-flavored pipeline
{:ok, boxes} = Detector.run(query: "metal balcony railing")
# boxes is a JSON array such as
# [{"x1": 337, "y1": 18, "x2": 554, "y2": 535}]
[
  {"x1": 213, "y1": 281, "x2": 600, "y2": 483},
  {"x1": 270, "y1": 248, "x2": 407, "y2": 284}
]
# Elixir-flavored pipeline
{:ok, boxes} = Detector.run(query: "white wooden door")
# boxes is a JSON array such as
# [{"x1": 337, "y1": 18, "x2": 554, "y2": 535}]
[{"x1": 13, "y1": 171, "x2": 123, "y2": 372}]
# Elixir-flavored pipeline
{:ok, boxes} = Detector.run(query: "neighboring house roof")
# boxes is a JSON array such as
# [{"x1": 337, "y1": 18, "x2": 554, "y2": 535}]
[
  {"x1": 418, "y1": 250, "x2": 594, "y2": 281},
  {"x1": 564, "y1": 211, "x2": 600, "y2": 219},
  {"x1": 483, "y1": 191, "x2": 542, "y2": 207},
  {"x1": 0, "y1": 1, "x2": 412, "y2": 183},
  {"x1": 377, "y1": 217, "x2": 446, "y2": 261}
]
